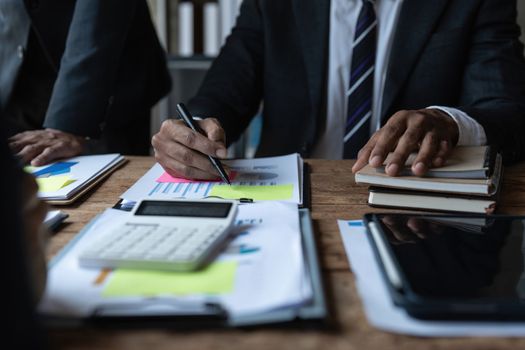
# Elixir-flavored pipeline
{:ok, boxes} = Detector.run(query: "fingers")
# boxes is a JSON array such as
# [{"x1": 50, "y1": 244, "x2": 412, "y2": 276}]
[
  {"x1": 9, "y1": 130, "x2": 55, "y2": 154},
  {"x1": 199, "y1": 118, "x2": 227, "y2": 157},
  {"x1": 31, "y1": 142, "x2": 73, "y2": 166},
  {"x1": 431, "y1": 140, "x2": 453, "y2": 168},
  {"x1": 18, "y1": 143, "x2": 47, "y2": 164},
  {"x1": 153, "y1": 146, "x2": 222, "y2": 180},
  {"x1": 165, "y1": 119, "x2": 226, "y2": 158},
  {"x1": 352, "y1": 109, "x2": 459, "y2": 177},
  {"x1": 155, "y1": 137, "x2": 218, "y2": 174},
  {"x1": 369, "y1": 119, "x2": 406, "y2": 168},
  {"x1": 410, "y1": 131, "x2": 440, "y2": 176},
  {"x1": 384, "y1": 118, "x2": 424, "y2": 176},
  {"x1": 9, "y1": 129, "x2": 84, "y2": 166},
  {"x1": 352, "y1": 136, "x2": 377, "y2": 173},
  {"x1": 352, "y1": 112, "x2": 406, "y2": 174},
  {"x1": 153, "y1": 118, "x2": 228, "y2": 180}
]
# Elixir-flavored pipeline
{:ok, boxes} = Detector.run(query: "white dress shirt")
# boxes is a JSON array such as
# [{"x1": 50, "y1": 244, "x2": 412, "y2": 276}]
[{"x1": 311, "y1": 0, "x2": 487, "y2": 159}]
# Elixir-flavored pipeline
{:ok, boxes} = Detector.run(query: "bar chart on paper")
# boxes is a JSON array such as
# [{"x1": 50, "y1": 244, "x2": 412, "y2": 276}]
[{"x1": 120, "y1": 154, "x2": 303, "y2": 204}]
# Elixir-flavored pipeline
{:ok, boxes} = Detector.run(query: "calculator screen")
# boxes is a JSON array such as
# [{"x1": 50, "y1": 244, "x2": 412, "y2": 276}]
[{"x1": 135, "y1": 200, "x2": 232, "y2": 218}]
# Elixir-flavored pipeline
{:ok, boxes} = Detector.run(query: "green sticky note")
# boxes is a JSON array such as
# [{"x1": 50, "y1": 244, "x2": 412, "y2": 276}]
[
  {"x1": 36, "y1": 176, "x2": 75, "y2": 192},
  {"x1": 210, "y1": 184, "x2": 294, "y2": 201},
  {"x1": 102, "y1": 261, "x2": 237, "y2": 297}
]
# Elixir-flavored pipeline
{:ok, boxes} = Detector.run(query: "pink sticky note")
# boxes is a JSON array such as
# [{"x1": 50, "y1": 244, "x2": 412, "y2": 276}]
[{"x1": 156, "y1": 171, "x2": 237, "y2": 183}]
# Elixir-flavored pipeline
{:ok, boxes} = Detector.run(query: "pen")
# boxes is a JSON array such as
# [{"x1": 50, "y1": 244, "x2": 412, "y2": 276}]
[{"x1": 176, "y1": 103, "x2": 231, "y2": 185}]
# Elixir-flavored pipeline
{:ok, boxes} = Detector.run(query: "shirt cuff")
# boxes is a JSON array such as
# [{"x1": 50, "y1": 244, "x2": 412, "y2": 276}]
[{"x1": 426, "y1": 106, "x2": 487, "y2": 146}]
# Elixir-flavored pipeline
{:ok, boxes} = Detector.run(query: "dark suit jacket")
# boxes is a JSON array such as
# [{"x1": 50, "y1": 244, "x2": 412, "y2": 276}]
[
  {"x1": 3, "y1": 0, "x2": 171, "y2": 154},
  {"x1": 188, "y1": 0, "x2": 525, "y2": 163}
]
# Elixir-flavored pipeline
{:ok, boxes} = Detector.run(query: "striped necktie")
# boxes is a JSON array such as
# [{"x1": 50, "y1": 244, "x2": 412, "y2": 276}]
[{"x1": 343, "y1": 0, "x2": 377, "y2": 158}]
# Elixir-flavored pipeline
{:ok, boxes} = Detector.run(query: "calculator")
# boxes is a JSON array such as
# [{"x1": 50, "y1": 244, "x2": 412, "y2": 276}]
[{"x1": 78, "y1": 198, "x2": 238, "y2": 272}]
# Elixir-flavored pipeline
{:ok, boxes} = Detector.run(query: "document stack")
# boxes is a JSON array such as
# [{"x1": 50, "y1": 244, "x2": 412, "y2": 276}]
[
  {"x1": 355, "y1": 146, "x2": 503, "y2": 214},
  {"x1": 39, "y1": 153, "x2": 326, "y2": 328}
]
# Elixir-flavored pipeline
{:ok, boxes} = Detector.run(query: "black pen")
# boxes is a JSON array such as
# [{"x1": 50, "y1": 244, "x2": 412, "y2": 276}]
[{"x1": 176, "y1": 103, "x2": 231, "y2": 185}]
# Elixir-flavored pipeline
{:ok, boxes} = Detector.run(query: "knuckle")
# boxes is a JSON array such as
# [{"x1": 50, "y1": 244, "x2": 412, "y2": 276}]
[
  {"x1": 426, "y1": 132, "x2": 439, "y2": 144},
  {"x1": 359, "y1": 144, "x2": 373, "y2": 155},
  {"x1": 165, "y1": 162, "x2": 185, "y2": 178},
  {"x1": 392, "y1": 110, "x2": 409, "y2": 120},
  {"x1": 151, "y1": 134, "x2": 160, "y2": 148},
  {"x1": 181, "y1": 149, "x2": 193, "y2": 164},
  {"x1": 181, "y1": 166, "x2": 195, "y2": 179},
  {"x1": 160, "y1": 120, "x2": 172, "y2": 131},
  {"x1": 183, "y1": 131, "x2": 196, "y2": 147},
  {"x1": 206, "y1": 117, "x2": 220, "y2": 126},
  {"x1": 402, "y1": 132, "x2": 421, "y2": 146},
  {"x1": 384, "y1": 124, "x2": 402, "y2": 136}
]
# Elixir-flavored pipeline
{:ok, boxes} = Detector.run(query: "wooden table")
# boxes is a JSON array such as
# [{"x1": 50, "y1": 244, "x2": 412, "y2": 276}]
[{"x1": 47, "y1": 157, "x2": 525, "y2": 350}]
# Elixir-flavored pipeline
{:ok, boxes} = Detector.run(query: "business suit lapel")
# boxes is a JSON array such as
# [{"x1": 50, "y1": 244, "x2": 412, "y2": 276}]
[
  {"x1": 381, "y1": 0, "x2": 449, "y2": 120},
  {"x1": 292, "y1": 0, "x2": 330, "y2": 119}
]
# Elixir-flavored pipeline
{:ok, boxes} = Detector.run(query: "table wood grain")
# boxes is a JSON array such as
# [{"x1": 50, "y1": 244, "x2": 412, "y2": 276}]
[{"x1": 47, "y1": 157, "x2": 525, "y2": 350}]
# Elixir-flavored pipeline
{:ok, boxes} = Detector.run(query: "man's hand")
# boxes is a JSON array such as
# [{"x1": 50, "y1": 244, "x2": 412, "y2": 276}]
[
  {"x1": 9, "y1": 128, "x2": 86, "y2": 166},
  {"x1": 21, "y1": 172, "x2": 49, "y2": 303},
  {"x1": 352, "y1": 109, "x2": 459, "y2": 176},
  {"x1": 152, "y1": 118, "x2": 229, "y2": 180}
]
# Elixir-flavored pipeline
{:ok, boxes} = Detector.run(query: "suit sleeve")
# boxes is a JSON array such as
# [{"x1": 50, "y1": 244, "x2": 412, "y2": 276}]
[
  {"x1": 43, "y1": 0, "x2": 139, "y2": 138},
  {"x1": 458, "y1": 0, "x2": 525, "y2": 164},
  {"x1": 187, "y1": 0, "x2": 264, "y2": 145}
]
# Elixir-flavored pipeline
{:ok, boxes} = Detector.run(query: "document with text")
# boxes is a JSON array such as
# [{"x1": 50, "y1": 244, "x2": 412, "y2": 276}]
[
  {"x1": 120, "y1": 153, "x2": 303, "y2": 205},
  {"x1": 39, "y1": 201, "x2": 311, "y2": 320}
]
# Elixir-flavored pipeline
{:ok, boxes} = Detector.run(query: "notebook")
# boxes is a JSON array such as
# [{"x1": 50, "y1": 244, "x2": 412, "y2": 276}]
[
  {"x1": 28, "y1": 154, "x2": 126, "y2": 204},
  {"x1": 355, "y1": 150, "x2": 502, "y2": 196}
]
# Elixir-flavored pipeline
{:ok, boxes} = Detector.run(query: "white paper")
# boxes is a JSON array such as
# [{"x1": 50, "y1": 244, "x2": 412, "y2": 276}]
[
  {"x1": 120, "y1": 153, "x2": 302, "y2": 205},
  {"x1": 39, "y1": 202, "x2": 310, "y2": 318},
  {"x1": 338, "y1": 220, "x2": 525, "y2": 337}
]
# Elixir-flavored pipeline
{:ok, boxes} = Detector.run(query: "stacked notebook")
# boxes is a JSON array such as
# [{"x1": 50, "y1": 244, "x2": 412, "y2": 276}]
[
  {"x1": 355, "y1": 146, "x2": 503, "y2": 214},
  {"x1": 28, "y1": 154, "x2": 126, "y2": 205}
]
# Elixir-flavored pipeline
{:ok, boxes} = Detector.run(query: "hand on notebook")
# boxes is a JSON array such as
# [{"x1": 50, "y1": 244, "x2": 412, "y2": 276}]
[
  {"x1": 152, "y1": 117, "x2": 230, "y2": 180},
  {"x1": 352, "y1": 109, "x2": 459, "y2": 176},
  {"x1": 9, "y1": 128, "x2": 86, "y2": 166}
]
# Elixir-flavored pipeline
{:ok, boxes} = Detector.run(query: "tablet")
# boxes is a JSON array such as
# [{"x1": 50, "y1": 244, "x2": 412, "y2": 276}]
[{"x1": 363, "y1": 213, "x2": 525, "y2": 321}]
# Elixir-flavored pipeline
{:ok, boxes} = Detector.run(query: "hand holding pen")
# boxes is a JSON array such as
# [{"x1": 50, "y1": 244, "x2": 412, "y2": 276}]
[
  {"x1": 151, "y1": 103, "x2": 231, "y2": 183},
  {"x1": 176, "y1": 103, "x2": 230, "y2": 184}
]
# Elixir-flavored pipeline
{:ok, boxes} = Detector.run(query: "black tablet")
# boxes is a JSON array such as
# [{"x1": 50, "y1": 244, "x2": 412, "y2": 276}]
[{"x1": 363, "y1": 213, "x2": 525, "y2": 321}]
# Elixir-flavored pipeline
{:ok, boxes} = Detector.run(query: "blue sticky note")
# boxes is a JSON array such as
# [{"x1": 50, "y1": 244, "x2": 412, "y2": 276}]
[
  {"x1": 32, "y1": 161, "x2": 78, "y2": 177},
  {"x1": 348, "y1": 221, "x2": 364, "y2": 227}
]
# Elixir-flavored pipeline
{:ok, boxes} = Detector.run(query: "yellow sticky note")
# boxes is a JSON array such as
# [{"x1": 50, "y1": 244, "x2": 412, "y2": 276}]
[
  {"x1": 24, "y1": 166, "x2": 37, "y2": 173},
  {"x1": 36, "y1": 176, "x2": 75, "y2": 192},
  {"x1": 210, "y1": 184, "x2": 294, "y2": 201},
  {"x1": 102, "y1": 261, "x2": 237, "y2": 297}
]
